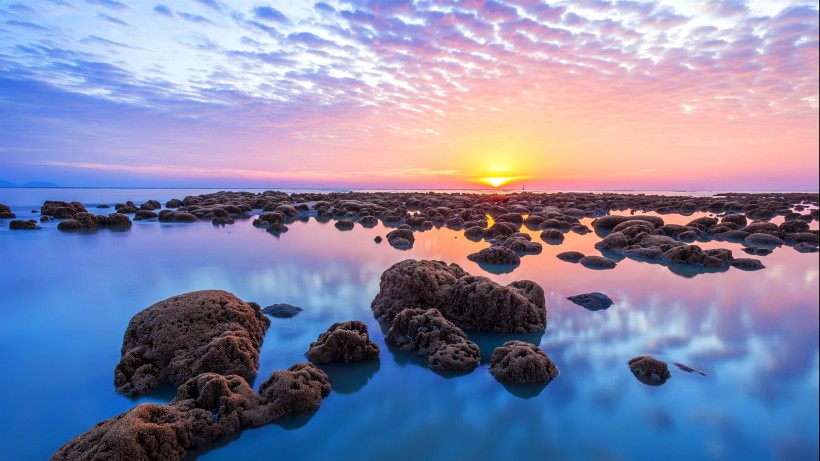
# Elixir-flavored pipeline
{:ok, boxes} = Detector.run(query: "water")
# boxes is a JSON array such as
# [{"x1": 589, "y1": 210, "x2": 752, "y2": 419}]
[{"x1": 0, "y1": 189, "x2": 817, "y2": 461}]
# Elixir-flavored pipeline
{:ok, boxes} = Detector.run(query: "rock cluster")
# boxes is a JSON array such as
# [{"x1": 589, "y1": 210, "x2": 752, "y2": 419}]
[
  {"x1": 489, "y1": 340, "x2": 559, "y2": 384},
  {"x1": 371, "y1": 259, "x2": 546, "y2": 333},
  {"x1": 0, "y1": 203, "x2": 15, "y2": 219},
  {"x1": 386, "y1": 308, "x2": 480, "y2": 372},
  {"x1": 114, "y1": 290, "x2": 270, "y2": 396},
  {"x1": 53, "y1": 364, "x2": 330, "y2": 461},
  {"x1": 305, "y1": 321, "x2": 380, "y2": 363}
]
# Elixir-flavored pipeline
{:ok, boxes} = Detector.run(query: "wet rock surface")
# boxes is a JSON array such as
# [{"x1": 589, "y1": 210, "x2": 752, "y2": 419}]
[
  {"x1": 386, "y1": 308, "x2": 480, "y2": 372},
  {"x1": 567, "y1": 292, "x2": 613, "y2": 310},
  {"x1": 305, "y1": 320, "x2": 380, "y2": 363},
  {"x1": 371, "y1": 259, "x2": 546, "y2": 333},
  {"x1": 628, "y1": 355, "x2": 671, "y2": 386},
  {"x1": 263, "y1": 303, "x2": 303, "y2": 318},
  {"x1": 114, "y1": 290, "x2": 270, "y2": 396},
  {"x1": 53, "y1": 364, "x2": 330, "y2": 461},
  {"x1": 489, "y1": 340, "x2": 559, "y2": 384}
]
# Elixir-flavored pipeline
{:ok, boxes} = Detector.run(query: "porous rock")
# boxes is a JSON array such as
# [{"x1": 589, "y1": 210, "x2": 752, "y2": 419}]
[
  {"x1": 305, "y1": 320, "x2": 380, "y2": 363},
  {"x1": 628, "y1": 355, "x2": 670, "y2": 385},
  {"x1": 386, "y1": 308, "x2": 480, "y2": 371},
  {"x1": 489, "y1": 340, "x2": 559, "y2": 384},
  {"x1": 467, "y1": 246, "x2": 521, "y2": 265},
  {"x1": 371, "y1": 259, "x2": 546, "y2": 333},
  {"x1": 114, "y1": 290, "x2": 270, "y2": 396}
]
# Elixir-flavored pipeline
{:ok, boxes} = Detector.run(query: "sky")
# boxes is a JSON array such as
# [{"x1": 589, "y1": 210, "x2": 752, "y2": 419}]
[{"x1": 0, "y1": 0, "x2": 817, "y2": 190}]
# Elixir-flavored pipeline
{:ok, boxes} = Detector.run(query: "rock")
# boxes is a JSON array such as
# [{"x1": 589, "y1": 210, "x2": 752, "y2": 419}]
[
  {"x1": 371, "y1": 259, "x2": 546, "y2": 333},
  {"x1": 783, "y1": 232, "x2": 819, "y2": 246},
  {"x1": 489, "y1": 340, "x2": 559, "y2": 384},
  {"x1": 0, "y1": 203, "x2": 15, "y2": 218},
  {"x1": 567, "y1": 292, "x2": 613, "y2": 310},
  {"x1": 53, "y1": 364, "x2": 330, "y2": 461},
  {"x1": 730, "y1": 258, "x2": 765, "y2": 270},
  {"x1": 165, "y1": 198, "x2": 183, "y2": 208},
  {"x1": 610, "y1": 220, "x2": 657, "y2": 234},
  {"x1": 794, "y1": 242, "x2": 819, "y2": 253},
  {"x1": 9, "y1": 219, "x2": 38, "y2": 230},
  {"x1": 721, "y1": 214, "x2": 747, "y2": 227},
  {"x1": 663, "y1": 245, "x2": 732, "y2": 268},
  {"x1": 305, "y1": 320, "x2": 380, "y2": 363},
  {"x1": 742, "y1": 246, "x2": 772, "y2": 256},
  {"x1": 335, "y1": 219, "x2": 355, "y2": 230},
  {"x1": 103, "y1": 213, "x2": 132, "y2": 228},
  {"x1": 386, "y1": 229, "x2": 414, "y2": 249},
  {"x1": 114, "y1": 290, "x2": 270, "y2": 396},
  {"x1": 56, "y1": 219, "x2": 81, "y2": 231},
  {"x1": 779, "y1": 220, "x2": 810, "y2": 234},
  {"x1": 556, "y1": 251, "x2": 585, "y2": 263},
  {"x1": 628, "y1": 355, "x2": 670, "y2": 385},
  {"x1": 467, "y1": 246, "x2": 521, "y2": 265},
  {"x1": 42, "y1": 200, "x2": 87, "y2": 218},
  {"x1": 592, "y1": 215, "x2": 664, "y2": 231},
  {"x1": 741, "y1": 221, "x2": 780, "y2": 235},
  {"x1": 745, "y1": 233, "x2": 784, "y2": 247},
  {"x1": 499, "y1": 237, "x2": 542, "y2": 254},
  {"x1": 539, "y1": 228, "x2": 564, "y2": 243},
  {"x1": 374, "y1": 236, "x2": 383, "y2": 243},
  {"x1": 579, "y1": 255, "x2": 617, "y2": 270},
  {"x1": 685, "y1": 216, "x2": 718, "y2": 230},
  {"x1": 134, "y1": 210, "x2": 158, "y2": 220},
  {"x1": 263, "y1": 303, "x2": 303, "y2": 318},
  {"x1": 386, "y1": 308, "x2": 480, "y2": 372},
  {"x1": 172, "y1": 212, "x2": 197, "y2": 222}
]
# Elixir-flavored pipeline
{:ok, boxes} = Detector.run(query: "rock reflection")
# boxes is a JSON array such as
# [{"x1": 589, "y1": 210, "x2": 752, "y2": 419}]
[{"x1": 318, "y1": 360, "x2": 380, "y2": 394}]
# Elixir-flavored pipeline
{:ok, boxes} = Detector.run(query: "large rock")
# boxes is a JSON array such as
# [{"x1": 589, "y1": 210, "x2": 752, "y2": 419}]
[
  {"x1": 371, "y1": 259, "x2": 546, "y2": 333},
  {"x1": 489, "y1": 340, "x2": 559, "y2": 384},
  {"x1": 305, "y1": 320, "x2": 380, "y2": 363},
  {"x1": 114, "y1": 290, "x2": 271, "y2": 396},
  {"x1": 386, "y1": 308, "x2": 480, "y2": 372},
  {"x1": 52, "y1": 364, "x2": 330, "y2": 461}
]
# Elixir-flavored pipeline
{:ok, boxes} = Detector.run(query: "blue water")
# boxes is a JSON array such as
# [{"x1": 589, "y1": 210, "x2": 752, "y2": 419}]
[{"x1": 0, "y1": 189, "x2": 817, "y2": 461}]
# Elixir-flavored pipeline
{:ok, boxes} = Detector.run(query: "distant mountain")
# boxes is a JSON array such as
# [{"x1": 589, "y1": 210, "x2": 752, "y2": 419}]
[
  {"x1": 22, "y1": 181, "x2": 60, "y2": 188},
  {"x1": 0, "y1": 180, "x2": 61, "y2": 188}
]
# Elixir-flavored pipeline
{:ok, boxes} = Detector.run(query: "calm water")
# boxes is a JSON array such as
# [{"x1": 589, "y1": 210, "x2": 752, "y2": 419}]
[{"x1": 0, "y1": 189, "x2": 817, "y2": 461}]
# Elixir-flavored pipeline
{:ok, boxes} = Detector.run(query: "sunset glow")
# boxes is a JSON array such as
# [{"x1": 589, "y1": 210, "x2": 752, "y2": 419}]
[{"x1": 0, "y1": 1, "x2": 816, "y2": 190}]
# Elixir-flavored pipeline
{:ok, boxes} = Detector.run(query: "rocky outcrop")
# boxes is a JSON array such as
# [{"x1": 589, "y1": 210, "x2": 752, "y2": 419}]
[
  {"x1": 386, "y1": 229, "x2": 414, "y2": 249},
  {"x1": 371, "y1": 259, "x2": 546, "y2": 333},
  {"x1": 52, "y1": 364, "x2": 330, "y2": 461},
  {"x1": 305, "y1": 321, "x2": 380, "y2": 363},
  {"x1": 489, "y1": 341, "x2": 559, "y2": 384},
  {"x1": 386, "y1": 308, "x2": 480, "y2": 372},
  {"x1": 628, "y1": 355, "x2": 670, "y2": 385},
  {"x1": 567, "y1": 292, "x2": 613, "y2": 310},
  {"x1": 114, "y1": 290, "x2": 270, "y2": 396}
]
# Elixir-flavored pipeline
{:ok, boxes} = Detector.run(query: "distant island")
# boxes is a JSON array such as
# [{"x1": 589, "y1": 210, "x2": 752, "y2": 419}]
[{"x1": 0, "y1": 180, "x2": 60, "y2": 188}]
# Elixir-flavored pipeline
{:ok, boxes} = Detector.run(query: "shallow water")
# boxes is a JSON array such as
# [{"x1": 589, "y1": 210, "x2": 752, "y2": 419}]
[{"x1": 0, "y1": 190, "x2": 817, "y2": 461}]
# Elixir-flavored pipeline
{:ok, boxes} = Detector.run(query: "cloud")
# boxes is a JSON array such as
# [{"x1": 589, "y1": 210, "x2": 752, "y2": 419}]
[
  {"x1": 97, "y1": 13, "x2": 129, "y2": 26},
  {"x1": 253, "y1": 5, "x2": 289, "y2": 24},
  {"x1": 194, "y1": 0, "x2": 221, "y2": 11},
  {"x1": 153, "y1": 4, "x2": 174, "y2": 17},
  {"x1": 179, "y1": 12, "x2": 213, "y2": 25},
  {"x1": 85, "y1": 0, "x2": 130, "y2": 11}
]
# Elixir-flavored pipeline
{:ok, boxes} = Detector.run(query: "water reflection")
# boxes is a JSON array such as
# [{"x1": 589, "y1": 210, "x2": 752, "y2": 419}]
[{"x1": 0, "y1": 195, "x2": 816, "y2": 461}]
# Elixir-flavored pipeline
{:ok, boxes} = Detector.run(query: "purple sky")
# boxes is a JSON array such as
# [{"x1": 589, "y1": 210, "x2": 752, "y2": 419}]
[{"x1": 0, "y1": 0, "x2": 817, "y2": 190}]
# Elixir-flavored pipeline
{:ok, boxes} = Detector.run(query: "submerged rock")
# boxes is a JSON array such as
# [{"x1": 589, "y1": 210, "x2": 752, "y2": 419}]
[
  {"x1": 53, "y1": 364, "x2": 330, "y2": 461},
  {"x1": 263, "y1": 303, "x2": 303, "y2": 318},
  {"x1": 305, "y1": 320, "x2": 380, "y2": 364},
  {"x1": 371, "y1": 259, "x2": 546, "y2": 333},
  {"x1": 567, "y1": 292, "x2": 613, "y2": 310},
  {"x1": 114, "y1": 290, "x2": 270, "y2": 396},
  {"x1": 628, "y1": 355, "x2": 670, "y2": 386},
  {"x1": 9, "y1": 219, "x2": 39, "y2": 230},
  {"x1": 489, "y1": 341, "x2": 559, "y2": 384},
  {"x1": 386, "y1": 308, "x2": 480, "y2": 372}
]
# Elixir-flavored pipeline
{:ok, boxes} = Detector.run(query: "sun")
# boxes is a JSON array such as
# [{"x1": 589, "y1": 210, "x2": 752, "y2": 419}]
[{"x1": 480, "y1": 176, "x2": 514, "y2": 188}]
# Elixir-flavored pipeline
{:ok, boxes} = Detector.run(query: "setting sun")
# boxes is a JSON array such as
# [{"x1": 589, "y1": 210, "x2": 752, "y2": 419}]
[{"x1": 480, "y1": 177, "x2": 515, "y2": 188}]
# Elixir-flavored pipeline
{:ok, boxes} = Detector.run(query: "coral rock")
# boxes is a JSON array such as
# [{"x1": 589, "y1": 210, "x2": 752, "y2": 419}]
[
  {"x1": 489, "y1": 340, "x2": 559, "y2": 384},
  {"x1": 305, "y1": 320, "x2": 380, "y2": 363}
]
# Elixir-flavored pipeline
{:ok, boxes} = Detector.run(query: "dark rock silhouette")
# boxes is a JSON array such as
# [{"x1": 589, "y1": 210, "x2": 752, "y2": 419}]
[
  {"x1": 556, "y1": 251, "x2": 585, "y2": 262},
  {"x1": 579, "y1": 255, "x2": 617, "y2": 270},
  {"x1": 263, "y1": 303, "x2": 303, "y2": 318},
  {"x1": 567, "y1": 292, "x2": 613, "y2": 310}
]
